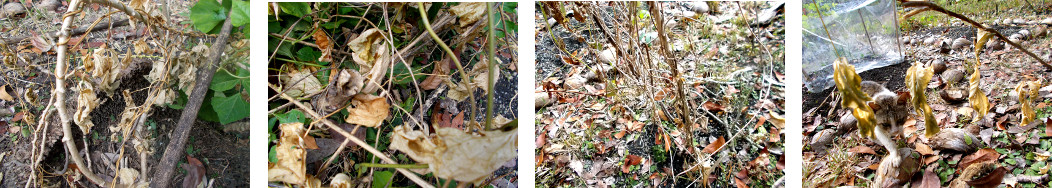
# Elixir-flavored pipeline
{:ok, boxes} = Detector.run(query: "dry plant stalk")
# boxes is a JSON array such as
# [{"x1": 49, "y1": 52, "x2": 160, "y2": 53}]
[
  {"x1": 648, "y1": 1, "x2": 693, "y2": 149},
  {"x1": 52, "y1": 0, "x2": 108, "y2": 186}
]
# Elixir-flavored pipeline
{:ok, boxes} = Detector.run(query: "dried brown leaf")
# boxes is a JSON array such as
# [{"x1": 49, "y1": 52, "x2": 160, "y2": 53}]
[
  {"x1": 344, "y1": 94, "x2": 390, "y2": 127},
  {"x1": 701, "y1": 136, "x2": 726, "y2": 154},
  {"x1": 312, "y1": 27, "x2": 333, "y2": 62},
  {"x1": 268, "y1": 123, "x2": 307, "y2": 185},
  {"x1": 959, "y1": 148, "x2": 1000, "y2": 173},
  {"x1": 389, "y1": 125, "x2": 517, "y2": 185}
]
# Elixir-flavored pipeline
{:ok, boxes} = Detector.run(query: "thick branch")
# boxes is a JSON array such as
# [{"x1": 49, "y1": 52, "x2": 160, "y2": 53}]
[{"x1": 151, "y1": 18, "x2": 233, "y2": 188}]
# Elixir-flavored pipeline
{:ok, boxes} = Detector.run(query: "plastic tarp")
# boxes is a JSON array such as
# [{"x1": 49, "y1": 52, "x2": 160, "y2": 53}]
[{"x1": 803, "y1": 0, "x2": 903, "y2": 92}]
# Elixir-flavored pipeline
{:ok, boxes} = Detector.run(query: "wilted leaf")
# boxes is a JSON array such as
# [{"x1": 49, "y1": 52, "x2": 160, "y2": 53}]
[
  {"x1": 917, "y1": 169, "x2": 940, "y2": 188},
  {"x1": 701, "y1": 136, "x2": 726, "y2": 154},
  {"x1": 420, "y1": 58, "x2": 451, "y2": 90},
  {"x1": 622, "y1": 155, "x2": 643, "y2": 173},
  {"x1": 268, "y1": 123, "x2": 307, "y2": 185},
  {"x1": 449, "y1": 2, "x2": 485, "y2": 27},
  {"x1": 968, "y1": 51, "x2": 989, "y2": 123},
  {"x1": 347, "y1": 28, "x2": 390, "y2": 94},
  {"x1": 330, "y1": 173, "x2": 352, "y2": 188},
  {"x1": 117, "y1": 168, "x2": 139, "y2": 186},
  {"x1": 905, "y1": 62, "x2": 939, "y2": 137},
  {"x1": 344, "y1": 95, "x2": 390, "y2": 127},
  {"x1": 1016, "y1": 81, "x2": 1041, "y2": 126},
  {"x1": 469, "y1": 59, "x2": 501, "y2": 93},
  {"x1": 389, "y1": 125, "x2": 517, "y2": 185},
  {"x1": 281, "y1": 69, "x2": 323, "y2": 98},
  {"x1": 312, "y1": 27, "x2": 333, "y2": 63},
  {"x1": 959, "y1": 148, "x2": 1000, "y2": 173},
  {"x1": 182, "y1": 156, "x2": 206, "y2": 188},
  {"x1": 702, "y1": 101, "x2": 724, "y2": 112},
  {"x1": 916, "y1": 143, "x2": 934, "y2": 156},
  {"x1": 72, "y1": 85, "x2": 98, "y2": 134},
  {"x1": 966, "y1": 166, "x2": 1006, "y2": 188},
  {"x1": 0, "y1": 85, "x2": 13, "y2": 101},
  {"x1": 848, "y1": 145, "x2": 877, "y2": 155},
  {"x1": 833, "y1": 58, "x2": 877, "y2": 138},
  {"x1": 767, "y1": 111, "x2": 785, "y2": 129}
]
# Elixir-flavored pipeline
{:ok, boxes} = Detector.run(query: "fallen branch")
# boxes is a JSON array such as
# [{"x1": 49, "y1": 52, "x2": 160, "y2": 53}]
[
  {"x1": 902, "y1": 1, "x2": 1051, "y2": 69},
  {"x1": 3, "y1": 19, "x2": 130, "y2": 44},
  {"x1": 151, "y1": 17, "x2": 234, "y2": 188}
]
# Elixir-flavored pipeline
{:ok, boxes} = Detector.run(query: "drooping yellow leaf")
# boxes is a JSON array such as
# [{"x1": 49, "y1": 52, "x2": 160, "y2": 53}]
[
  {"x1": 975, "y1": 28, "x2": 994, "y2": 56},
  {"x1": 390, "y1": 125, "x2": 517, "y2": 185},
  {"x1": 1016, "y1": 80, "x2": 1042, "y2": 126},
  {"x1": 970, "y1": 28, "x2": 992, "y2": 123},
  {"x1": 906, "y1": 62, "x2": 939, "y2": 137},
  {"x1": 833, "y1": 58, "x2": 877, "y2": 138},
  {"x1": 268, "y1": 123, "x2": 307, "y2": 185},
  {"x1": 344, "y1": 94, "x2": 390, "y2": 127}
]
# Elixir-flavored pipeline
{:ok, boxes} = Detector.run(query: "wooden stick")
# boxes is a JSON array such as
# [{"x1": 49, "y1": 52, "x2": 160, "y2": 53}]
[
  {"x1": 151, "y1": 17, "x2": 234, "y2": 188},
  {"x1": 3, "y1": 19, "x2": 130, "y2": 44}
]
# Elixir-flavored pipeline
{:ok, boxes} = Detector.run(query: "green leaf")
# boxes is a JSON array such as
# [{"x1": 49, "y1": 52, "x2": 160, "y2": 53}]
[
  {"x1": 388, "y1": 61, "x2": 425, "y2": 85},
  {"x1": 269, "y1": 116, "x2": 278, "y2": 132},
  {"x1": 372, "y1": 171, "x2": 394, "y2": 188},
  {"x1": 278, "y1": 2, "x2": 310, "y2": 17},
  {"x1": 211, "y1": 92, "x2": 249, "y2": 125},
  {"x1": 269, "y1": 145, "x2": 278, "y2": 163},
  {"x1": 210, "y1": 69, "x2": 241, "y2": 92},
  {"x1": 965, "y1": 135, "x2": 973, "y2": 145},
  {"x1": 269, "y1": 38, "x2": 295, "y2": 59},
  {"x1": 296, "y1": 47, "x2": 321, "y2": 63},
  {"x1": 189, "y1": 0, "x2": 227, "y2": 33},
  {"x1": 229, "y1": 0, "x2": 250, "y2": 27},
  {"x1": 279, "y1": 109, "x2": 306, "y2": 125}
]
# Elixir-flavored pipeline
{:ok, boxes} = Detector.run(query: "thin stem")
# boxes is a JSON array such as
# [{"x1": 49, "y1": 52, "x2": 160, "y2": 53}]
[
  {"x1": 417, "y1": 2, "x2": 476, "y2": 127},
  {"x1": 358, "y1": 163, "x2": 430, "y2": 169},
  {"x1": 485, "y1": 2, "x2": 497, "y2": 130}
]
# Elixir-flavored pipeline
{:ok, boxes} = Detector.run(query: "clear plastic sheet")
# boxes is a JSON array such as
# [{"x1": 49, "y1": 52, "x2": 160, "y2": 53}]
[{"x1": 803, "y1": 0, "x2": 904, "y2": 92}]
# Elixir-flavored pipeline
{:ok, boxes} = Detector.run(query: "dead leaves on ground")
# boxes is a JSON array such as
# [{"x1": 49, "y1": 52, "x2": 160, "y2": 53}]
[
  {"x1": 268, "y1": 123, "x2": 308, "y2": 185},
  {"x1": 389, "y1": 125, "x2": 517, "y2": 185}
]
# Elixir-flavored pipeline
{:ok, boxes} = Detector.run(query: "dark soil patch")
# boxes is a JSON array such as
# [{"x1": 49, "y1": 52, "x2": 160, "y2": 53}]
[{"x1": 803, "y1": 60, "x2": 911, "y2": 114}]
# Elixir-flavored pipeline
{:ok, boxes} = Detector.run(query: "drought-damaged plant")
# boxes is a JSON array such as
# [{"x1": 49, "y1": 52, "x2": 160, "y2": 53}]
[
  {"x1": 1015, "y1": 80, "x2": 1042, "y2": 126},
  {"x1": 905, "y1": 62, "x2": 937, "y2": 137},
  {"x1": 20, "y1": 0, "x2": 250, "y2": 186},
  {"x1": 833, "y1": 58, "x2": 877, "y2": 138},
  {"x1": 267, "y1": 2, "x2": 518, "y2": 187}
]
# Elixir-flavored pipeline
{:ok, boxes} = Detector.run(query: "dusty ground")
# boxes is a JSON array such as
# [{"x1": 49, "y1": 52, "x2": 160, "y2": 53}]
[
  {"x1": 535, "y1": 1, "x2": 784, "y2": 187},
  {"x1": 804, "y1": 1, "x2": 1052, "y2": 187}
]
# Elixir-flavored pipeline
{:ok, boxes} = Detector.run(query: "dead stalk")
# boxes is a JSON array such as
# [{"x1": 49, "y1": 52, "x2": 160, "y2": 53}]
[
  {"x1": 54, "y1": 0, "x2": 108, "y2": 186},
  {"x1": 648, "y1": 1, "x2": 693, "y2": 149}
]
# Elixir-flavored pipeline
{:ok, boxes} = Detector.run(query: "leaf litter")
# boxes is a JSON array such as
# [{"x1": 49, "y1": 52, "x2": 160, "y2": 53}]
[
  {"x1": 268, "y1": 2, "x2": 519, "y2": 187},
  {"x1": 535, "y1": 1, "x2": 784, "y2": 187}
]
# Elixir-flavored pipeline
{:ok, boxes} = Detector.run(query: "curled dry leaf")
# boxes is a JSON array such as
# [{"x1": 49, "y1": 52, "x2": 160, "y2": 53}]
[
  {"x1": 86, "y1": 45, "x2": 125, "y2": 94},
  {"x1": 420, "y1": 57, "x2": 451, "y2": 90},
  {"x1": 344, "y1": 94, "x2": 389, "y2": 127},
  {"x1": 701, "y1": 136, "x2": 726, "y2": 154},
  {"x1": 72, "y1": 84, "x2": 98, "y2": 134},
  {"x1": 833, "y1": 57, "x2": 877, "y2": 138},
  {"x1": 312, "y1": 27, "x2": 333, "y2": 63},
  {"x1": 1015, "y1": 81, "x2": 1041, "y2": 126},
  {"x1": 182, "y1": 155, "x2": 207, "y2": 188},
  {"x1": 281, "y1": 68, "x2": 323, "y2": 98},
  {"x1": 449, "y1": 2, "x2": 485, "y2": 27},
  {"x1": 110, "y1": 90, "x2": 141, "y2": 141},
  {"x1": 347, "y1": 28, "x2": 390, "y2": 94},
  {"x1": 0, "y1": 85, "x2": 13, "y2": 101},
  {"x1": 389, "y1": 125, "x2": 517, "y2": 185},
  {"x1": 268, "y1": 123, "x2": 307, "y2": 185},
  {"x1": 906, "y1": 62, "x2": 938, "y2": 137},
  {"x1": 117, "y1": 168, "x2": 139, "y2": 186},
  {"x1": 470, "y1": 58, "x2": 501, "y2": 93},
  {"x1": 312, "y1": 69, "x2": 364, "y2": 115},
  {"x1": 330, "y1": 173, "x2": 352, "y2": 188}
]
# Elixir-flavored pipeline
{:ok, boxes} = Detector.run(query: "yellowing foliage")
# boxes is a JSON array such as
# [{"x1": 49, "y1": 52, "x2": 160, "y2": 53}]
[
  {"x1": 833, "y1": 58, "x2": 877, "y2": 138},
  {"x1": 969, "y1": 28, "x2": 992, "y2": 123},
  {"x1": 905, "y1": 62, "x2": 938, "y2": 137},
  {"x1": 1016, "y1": 80, "x2": 1042, "y2": 125}
]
